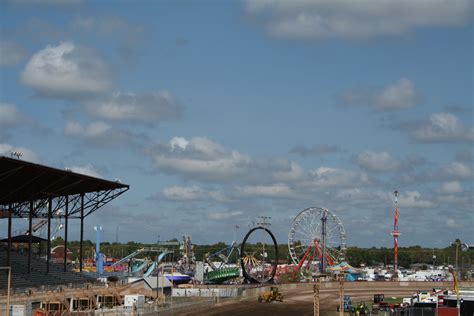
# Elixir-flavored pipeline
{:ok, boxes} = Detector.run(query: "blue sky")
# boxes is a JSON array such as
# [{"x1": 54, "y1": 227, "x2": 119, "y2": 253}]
[{"x1": 1, "y1": 0, "x2": 473, "y2": 248}]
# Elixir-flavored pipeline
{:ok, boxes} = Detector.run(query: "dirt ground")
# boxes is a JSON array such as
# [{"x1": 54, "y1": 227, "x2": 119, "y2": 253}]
[{"x1": 179, "y1": 284, "x2": 435, "y2": 316}]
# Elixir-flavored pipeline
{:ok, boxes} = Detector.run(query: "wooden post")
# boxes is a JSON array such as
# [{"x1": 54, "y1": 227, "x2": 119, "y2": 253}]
[
  {"x1": 314, "y1": 279, "x2": 320, "y2": 316},
  {"x1": 339, "y1": 274, "x2": 344, "y2": 316}
]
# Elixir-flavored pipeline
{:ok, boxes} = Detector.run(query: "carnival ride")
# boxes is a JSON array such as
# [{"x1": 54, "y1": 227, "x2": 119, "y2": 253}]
[
  {"x1": 288, "y1": 207, "x2": 346, "y2": 276},
  {"x1": 16, "y1": 209, "x2": 64, "y2": 241},
  {"x1": 240, "y1": 226, "x2": 278, "y2": 284},
  {"x1": 204, "y1": 241, "x2": 240, "y2": 283}
]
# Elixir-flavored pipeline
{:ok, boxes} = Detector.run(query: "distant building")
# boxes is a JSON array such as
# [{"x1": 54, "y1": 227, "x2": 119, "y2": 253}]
[{"x1": 51, "y1": 245, "x2": 72, "y2": 264}]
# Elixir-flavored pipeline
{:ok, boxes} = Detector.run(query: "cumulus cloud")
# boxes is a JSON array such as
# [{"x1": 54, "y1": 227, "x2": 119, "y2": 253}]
[
  {"x1": 0, "y1": 143, "x2": 40, "y2": 163},
  {"x1": 341, "y1": 78, "x2": 417, "y2": 111},
  {"x1": 289, "y1": 144, "x2": 340, "y2": 156},
  {"x1": 84, "y1": 91, "x2": 183, "y2": 125},
  {"x1": 67, "y1": 164, "x2": 102, "y2": 178},
  {"x1": 410, "y1": 112, "x2": 474, "y2": 143},
  {"x1": 439, "y1": 181, "x2": 463, "y2": 194},
  {"x1": 245, "y1": 0, "x2": 471, "y2": 40},
  {"x1": 399, "y1": 161, "x2": 474, "y2": 184},
  {"x1": 162, "y1": 185, "x2": 205, "y2": 201},
  {"x1": 0, "y1": 103, "x2": 32, "y2": 127},
  {"x1": 301, "y1": 167, "x2": 370, "y2": 189},
  {"x1": 237, "y1": 183, "x2": 296, "y2": 199},
  {"x1": 207, "y1": 211, "x2": 243, "y2": 220},
  {"x1": 153, "y1": 185, "x2": 229, "y2": 202},
  {"x1": 64, "y1": 121, "x2": 139, "y2": 146},
  {"x1": 0, "y1": 41, "x2": 27, "y2": 66},
  {"x1": 443, "y1": 162, "x2": 474, "y2": 180},
  {"x1": 356, "y1": 151, "x2": 400, "y2": 172},
  {"x1": 21, "y1": 41, "x2": 112, "y2": 98},
  {"x1": 398, "y1": 191, "x2": 434, "y2": 208},
  {"x1": 147, "y1": 137, "x2": 305, "y2": 183}
]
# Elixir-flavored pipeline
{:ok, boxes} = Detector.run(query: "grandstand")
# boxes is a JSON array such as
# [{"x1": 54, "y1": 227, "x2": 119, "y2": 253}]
[
  {"x1": 0, "y1": 246, "x2": 95, "y2": 292},
  {"x1": 0, "y1": 156, "x2": 129, "y2": 294}
]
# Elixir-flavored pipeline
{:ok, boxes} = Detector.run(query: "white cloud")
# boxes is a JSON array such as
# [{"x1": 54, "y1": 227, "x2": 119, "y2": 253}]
[
  {"x1": 246, "y1": 0, "x2": 471, "y2": 40},
  {"x1": 158, "y1": 185, "x2": 230, "y2": 203},
  {"x1": 356, "y1": 151, "x2": 400, "y2": 172},
  {"x1": 341, "y1": 78, "x2": 417, "y2": 111},
  {"x1": 289, "y1": 144, "x2": 340, "y2": 156},
  {"x1": 411, "y1": 112, "x2": 474, "y2": 143},
  {"x1": 0, "y1": 143, "x2": 40, "y2": 163},
  {"x1": 162, "y1": 186, "x2": 205, "y2": 201},
  {"x1": 398, "y1": 191, "x2": 434, "y2": 208},
  {"x1": 207, "y1": 211, "x2": 243, "y2": 220},
  {"x1": 237, "y1": 183, "x2": 295, "y2": 199},
  {"x1": 439, "y1": 181, "x2": 463, "y2": 194},
  {"x1": 302, "y1": 167, "x2": 370, "y2": 189},
  {"x1": 0, "y1": 103, "x2": 30, "y2": 127},
  {"x1": 273, "y1": 161, "x2": 305, "y2": 182},
  {"x1": 22, "y1": 41, "x2": 112, "y2": 98},
  {"x1": 64, "y1": 120, "x2": 138, "y2": 146},
  {"x1": 443, "y1": 162, "x2": 473, "y2": 180},
  {"x1": 84, "y1": 91, "x2": 183, "y2": 124},
  {"x1": 64, "y1": 121, "x2": 111, "y2": 139},
  {"x1": 67, "y1": 164, "x2": 102, "y2": 178},
  {"x1": 373, "y1": 79, "x2": 416, "y2": 110},
  {"x1": 446, "y1": 219, "x2": 457, "y2": 228},
  {"x1": 0, "y1": 41, "x2": 27, "y2": 66},
  {"x1": 148, "y1": 137, "x2": 305, "y2": 183}
]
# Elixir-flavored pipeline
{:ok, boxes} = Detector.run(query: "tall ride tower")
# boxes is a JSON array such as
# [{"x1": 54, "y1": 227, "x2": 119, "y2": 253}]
[{"x1": 391, "y1": 190, "x2": 400, "y2": 272}]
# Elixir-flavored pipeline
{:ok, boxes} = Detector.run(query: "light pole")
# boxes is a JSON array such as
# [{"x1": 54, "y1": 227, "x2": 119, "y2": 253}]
[
  {"x1": 0, "y1": 267, "x2": 11, "y2": 315},
  {"x1": 94, "y1": 226, "x2": 103, "y2": 275}
]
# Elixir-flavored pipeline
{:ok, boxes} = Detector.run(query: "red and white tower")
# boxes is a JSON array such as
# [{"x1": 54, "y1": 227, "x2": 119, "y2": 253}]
[{"x1": 391, "y1": 190, "x2": 400, "y2": 272}]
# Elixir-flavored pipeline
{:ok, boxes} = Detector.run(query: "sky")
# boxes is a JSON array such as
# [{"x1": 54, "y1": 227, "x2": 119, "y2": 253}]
[{"x1": 0, "y1": 0, "x2": 473, "y2": 248}]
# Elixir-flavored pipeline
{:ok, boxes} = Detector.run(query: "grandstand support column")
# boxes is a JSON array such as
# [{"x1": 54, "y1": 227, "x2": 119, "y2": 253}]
[
  {"x1": 79, "y1": 193, "x2": 84, "y2": 273},
  {"x1": 7, "y1": 203, "x2": 12, "y2": 266},
  {"x1": 28, "y1": 200, "x2": 33, "y2": 273},
  {"x1": 46, "y1": 197, "x2": 52, "y2": 274},
  {"x1": 64, "y1": 195, "x2": 68, "y2": 272}
]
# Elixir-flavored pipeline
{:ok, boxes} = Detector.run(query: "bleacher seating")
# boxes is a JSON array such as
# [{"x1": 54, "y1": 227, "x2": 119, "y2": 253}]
[{"x1": 0, "y1": 247, "x2": 97, "y2": 291}]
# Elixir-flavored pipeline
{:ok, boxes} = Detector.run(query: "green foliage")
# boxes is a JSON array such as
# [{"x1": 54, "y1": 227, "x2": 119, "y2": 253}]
[{"x1": 52, "y1": 239, "x2": 473, "y2": 271}]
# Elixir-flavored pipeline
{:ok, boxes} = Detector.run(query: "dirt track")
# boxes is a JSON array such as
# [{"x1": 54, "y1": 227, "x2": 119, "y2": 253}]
[{"x1": 179, "y1": 282, "x2": 459, "y2": 316}]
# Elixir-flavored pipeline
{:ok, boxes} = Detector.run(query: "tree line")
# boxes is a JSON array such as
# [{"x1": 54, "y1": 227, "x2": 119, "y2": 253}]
[{"x1": 52, "y1": 237, "x2": 473, "y2": 269}]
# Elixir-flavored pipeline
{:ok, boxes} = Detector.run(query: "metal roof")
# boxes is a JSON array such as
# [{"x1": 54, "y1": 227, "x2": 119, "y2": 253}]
[{"x1": 0, "y1": 156, "x2": 129, "y2": 218}]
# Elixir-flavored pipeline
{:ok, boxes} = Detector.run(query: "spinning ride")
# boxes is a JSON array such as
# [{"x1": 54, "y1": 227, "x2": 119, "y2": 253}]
[
  {"x1": 240, "y1": 226, "x2": 278, "y2": 283},
  {"x1": 288, "y1": 207, "x2": 346, "y2": 275},
  {"x1": 204, "y1": 241, "x2": 240, "y2": 283}
]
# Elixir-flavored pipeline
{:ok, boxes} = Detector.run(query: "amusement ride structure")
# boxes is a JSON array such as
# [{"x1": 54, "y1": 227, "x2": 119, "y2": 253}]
[
  {"x1": 240, "y1": 225, "x2": 278, "y2": 283},
  {"x1": 391, "y1": 190, "x2": 400, "y2": 273},
  {"x1": 288, "y1": 207, "x2": 346, "y2": 276},
  {"x1": 204, "y1": 241, "x2": 241, "y2": 283}
]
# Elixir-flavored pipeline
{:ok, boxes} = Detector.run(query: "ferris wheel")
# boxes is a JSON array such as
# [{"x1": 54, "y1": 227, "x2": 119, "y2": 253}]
[{"x1": 288, "y1": 207, "x2": 346, "y2": 275}]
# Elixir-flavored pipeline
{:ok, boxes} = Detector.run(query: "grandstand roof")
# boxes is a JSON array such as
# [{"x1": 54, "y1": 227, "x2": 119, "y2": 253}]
[
  {"x1": 0, "y1": 234, "x2": 48, "y2": 243},
  {"x1": 0, "y1": 156, "x2": 128, "y2": 205},
  {"x1": 0, "y1": 156, "x2": 129, "y2": 218}
]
